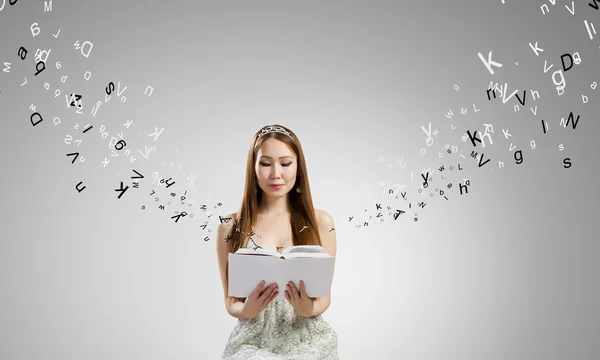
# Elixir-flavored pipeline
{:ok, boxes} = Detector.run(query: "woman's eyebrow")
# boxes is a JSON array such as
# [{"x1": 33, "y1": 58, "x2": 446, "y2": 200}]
[{"x1": 260, "y1": 156, "x2": 293, "y2": 159}]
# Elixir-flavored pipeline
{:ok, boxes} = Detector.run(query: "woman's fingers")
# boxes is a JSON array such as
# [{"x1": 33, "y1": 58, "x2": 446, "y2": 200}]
[
  {"x1": 270, "y1": 287, "x2": 279, "y2": 302},
  {"x1": 287, "y1": 282, "x2": 297, "y2": 301},
  {"x1": 253, "y1": 280, "x2": 266, "y2": 298},
  {"x1": 260, "y1": 283, "x2": 277, "y2": 304}
]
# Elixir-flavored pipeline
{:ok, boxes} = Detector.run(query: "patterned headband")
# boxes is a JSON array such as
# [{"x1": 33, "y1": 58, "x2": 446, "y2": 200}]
[{"x1": 257, "y1": 126, "x2": 294, "y2": 141}]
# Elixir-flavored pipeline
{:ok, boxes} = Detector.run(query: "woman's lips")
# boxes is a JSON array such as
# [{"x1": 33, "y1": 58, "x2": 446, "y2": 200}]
[{"x1": 269, "y1": 184, "x2": 283, "y2": 189}]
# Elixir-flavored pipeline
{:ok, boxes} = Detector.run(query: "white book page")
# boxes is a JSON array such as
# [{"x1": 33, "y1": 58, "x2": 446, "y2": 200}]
[
  {"x1": 284, "y1": 252, "x2": 330, "y2": 259},
  {"x1": 234, "y1": 247, "x2": 282, "y2": 258},
  {"x1": 282, "y1": 257, "x2": 335, "y2": 298},
  {"x1": 228, "y1": 254, "x2": 283, "y2": 298},
  {"x1": 281, "y1": 245, "x2": 325, "y2": 257}
]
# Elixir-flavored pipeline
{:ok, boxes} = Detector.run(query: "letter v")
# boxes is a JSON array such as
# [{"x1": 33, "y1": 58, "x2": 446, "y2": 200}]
[
  {"x1": 117, "y1": 82, "x2": 128, "y2": 97},
  {"x1": 502, "y1": 83, "x2": 519, "y2": 104},
  {"x1": 565, "y1": 1, "x2": 575, "y2": 14},
  {"x1": 515, "y1": 90, "x2": 527, "y2": 106},
  {"x1": 544, "y1": 60, "x2": 554, "y2": 73},
  {"x1": 530, "y1": 106, "x2": 538, "y2": 115},
  {"x1": 478, "y1": 153, "x2": 491, "y2": 167}
]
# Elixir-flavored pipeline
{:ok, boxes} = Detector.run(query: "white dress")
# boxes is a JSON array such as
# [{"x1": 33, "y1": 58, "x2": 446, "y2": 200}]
[{"x1": 222, "y1": 243, "x2": 339, "y2": 360}]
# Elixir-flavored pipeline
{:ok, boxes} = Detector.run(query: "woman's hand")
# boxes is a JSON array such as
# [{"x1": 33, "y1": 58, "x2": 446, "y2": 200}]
[
  {"x1": 241, "y1": 280, "x2": 279, "y2": 320},
  {"x1": 285, "y1": 280, "x2": 314, "y2": 317}
]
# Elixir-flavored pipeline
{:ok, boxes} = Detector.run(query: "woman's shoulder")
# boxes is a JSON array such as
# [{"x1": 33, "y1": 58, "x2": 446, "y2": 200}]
[
  {"x1": 314, "y1": 209, "x2": 333, "y2": 225},
  {"x1": 225, "y1": 212, "x2": 240, "y2": 224}
]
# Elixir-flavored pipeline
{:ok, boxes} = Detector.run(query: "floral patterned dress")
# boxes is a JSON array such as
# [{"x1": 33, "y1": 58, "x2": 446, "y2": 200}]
[{"x1": 222, "y1": 244, "x2": 339, "y2": 359}]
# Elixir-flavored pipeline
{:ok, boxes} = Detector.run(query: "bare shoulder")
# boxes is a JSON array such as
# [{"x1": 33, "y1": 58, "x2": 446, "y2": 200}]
[
  {"x1": 314, "y1": 209, "x2": 336, "y2": 257},
  {"x1": 226, "y1": 212, "x2": 240, "y2": 225},
  {"x1": 217, "y1": 212, "x2": 239, "y2": 241},
  {"x1": 315, "y1": 209, "x2": 334, "y2": 227}
]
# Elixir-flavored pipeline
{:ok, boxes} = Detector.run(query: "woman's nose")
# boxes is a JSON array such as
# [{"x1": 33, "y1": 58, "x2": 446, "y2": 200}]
[{"x1": 271, "y1": 165, "x2": 282, "y2": 177}]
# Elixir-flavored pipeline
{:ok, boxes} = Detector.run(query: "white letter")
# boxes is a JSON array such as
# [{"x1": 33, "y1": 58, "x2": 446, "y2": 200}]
[
  {"x1": 144, "y1": 86, "x2": 154, "y2": 97},
  {"x1": 565, "y1": 1, "x2": 575, "y2": 15},
  {"x1": 34, "y1": 48, "x2": 51, "y2": 63},
  {"x1": 552, "y1": 69, "x2": 565, "y2": 88},
  {"x1": 530, "y1": 89, "x2": 539, "y2": 100},
  {"x1": 529, "y1": 42, "x2": 544, "y2": 56},
  {"x1": 80, "y1": 41, "x2": 93, "y2": 58},
  {"x1": 31, "y1": 23, "x2": 41, "y2": 37},
  {"x1": 478, "y1": 51, "x2": 503, "y2": 75},
  {"x1": 584, "y1": 20, "x2": 596, "y2": 40}
]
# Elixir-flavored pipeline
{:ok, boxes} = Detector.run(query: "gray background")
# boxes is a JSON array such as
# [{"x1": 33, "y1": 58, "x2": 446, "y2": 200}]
[{"x1": 1, "y1": 1, "x2": 599, "y2": 359}]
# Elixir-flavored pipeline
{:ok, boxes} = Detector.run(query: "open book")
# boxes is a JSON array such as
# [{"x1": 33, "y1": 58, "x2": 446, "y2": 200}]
[
  {"x1": 228, "y1": 245, "x2": 335, "y2": 301},
  {"x1": 233, "y1": 245, "x2": 331, "y2": 259}
]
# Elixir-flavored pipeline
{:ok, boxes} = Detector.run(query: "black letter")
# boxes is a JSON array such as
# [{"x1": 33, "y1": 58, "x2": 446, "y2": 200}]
[
  {"x1": 35, "y1": 61, "x2": 45, "y2": 76},
  {"x1": 514, "y1": 150, "x2": 523, "y2": 164},
  {"x1": 106, "y1": 82, "x2": 115, "y2": 95},
  {"x1": 75, "y1": 181, "x2": 86, "y2": 193},
  {"x1": 561, "y1": 53, "x2": 573, "y2": 72},
  {"x1": 515, "y1": 90, "x2": 527, "y2": 106},
  {"x1": 478, "y1": 153, "x2": 490, "y2": 167},
  {"x1": 467, "y1": 130, "x2": 482, "y2": 147},
  {"x1": 18, "y1": 46, "x2": 27, "y2": 60},
  {"x1": 30, "y1": 112, "x2": 43, "y2": 126},
  {"x1": 567, "y1": 112, "x2": 580, "y2": 129}
]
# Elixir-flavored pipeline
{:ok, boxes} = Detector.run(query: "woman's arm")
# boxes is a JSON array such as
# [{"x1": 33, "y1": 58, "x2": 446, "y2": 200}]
[
  {"x1": 217, "y1": 214, "x2": 247, "y2": 319},
  {"x1": 311, "y1": 209, "x2": 337, "y2": 317},
  {"x1": 226, "y1": 297, "x2": 248, "y2": 319},
  {"x1": 311, "y1": 296, "x2": 331, "y2": 317}
]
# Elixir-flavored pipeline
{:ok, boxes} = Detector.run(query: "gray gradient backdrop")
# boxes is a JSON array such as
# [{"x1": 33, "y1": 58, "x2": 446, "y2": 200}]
[{"x1": 1, "y1": 1, "x2": 599, "y2": 359}]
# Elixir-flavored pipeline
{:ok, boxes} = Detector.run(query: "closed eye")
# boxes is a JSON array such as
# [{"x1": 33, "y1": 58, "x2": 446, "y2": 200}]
[{"x1": 260, "y1": 163, "x2": 292, "y2": 167}]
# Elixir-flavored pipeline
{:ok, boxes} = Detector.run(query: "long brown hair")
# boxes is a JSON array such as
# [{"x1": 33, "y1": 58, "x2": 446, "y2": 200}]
[{"x1": 224, "y1": 124, "x2": 322, "y2": 298}]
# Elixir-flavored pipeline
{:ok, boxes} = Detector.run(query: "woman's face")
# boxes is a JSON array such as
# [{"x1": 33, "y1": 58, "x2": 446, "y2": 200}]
[{"x1": 255, "y1": 138, "x2": 298, "y2": 196}]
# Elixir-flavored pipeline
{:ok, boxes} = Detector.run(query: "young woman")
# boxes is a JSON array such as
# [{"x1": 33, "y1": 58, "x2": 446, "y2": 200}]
[{"x1": 217, "y1": 124, "x2": 339, "y2": 359}]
